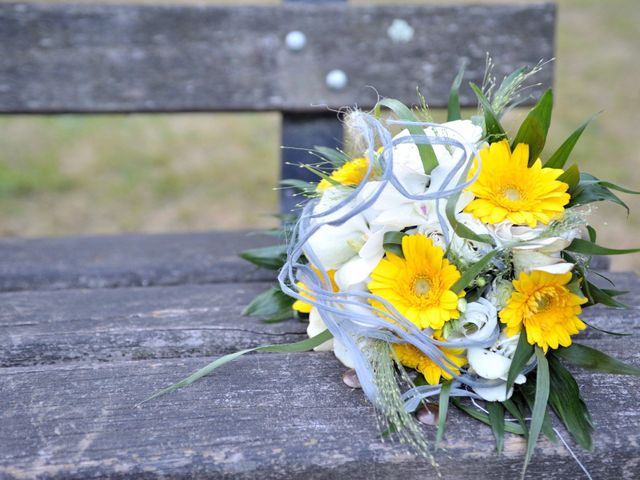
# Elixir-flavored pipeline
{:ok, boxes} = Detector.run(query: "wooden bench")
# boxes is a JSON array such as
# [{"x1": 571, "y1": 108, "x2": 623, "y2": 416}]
[{"x1": 1, "y1": 2, "x2": 639, "y2": 479}]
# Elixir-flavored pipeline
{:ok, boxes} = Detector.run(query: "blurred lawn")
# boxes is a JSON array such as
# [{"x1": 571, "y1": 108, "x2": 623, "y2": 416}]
[{"x1": 1, "y1": 0, "x2": 639, "y2": 271}]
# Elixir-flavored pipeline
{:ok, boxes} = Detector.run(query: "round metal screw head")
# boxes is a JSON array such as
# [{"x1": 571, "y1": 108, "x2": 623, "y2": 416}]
[
  {"x1": 325, "y1": 69, "x2": 348, "y2": 90},
  {"x1": 387, "y1": 18, "x2": 415, "y2": 43},
  {"x1": 285, "y1": 30, "x2": 306, "y2": 51}
]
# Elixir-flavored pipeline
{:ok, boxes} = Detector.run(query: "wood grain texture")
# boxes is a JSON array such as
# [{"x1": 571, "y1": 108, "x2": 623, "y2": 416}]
[
  {"x1": 0, "y1": 282, "x2": 305, "y2": 367},
  {"x1": 0, "y1": 231, "x2": 278, "y2": 292},
  {"x1": 1, "y1": 272, "x2": 637, "y2": 369},
  {"x1": 1, "y1": 346, "x2": 639, "y2": 480},
  {"x1": 0, "y1": 3, "x2": 555, "y2": 113}
]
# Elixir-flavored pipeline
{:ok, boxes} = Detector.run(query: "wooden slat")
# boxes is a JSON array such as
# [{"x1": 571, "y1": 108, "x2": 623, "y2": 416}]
[
  {"x1": 1, "y1": 345, "x2": 639, "y2": 479},
  {"x1": 0, "y1": 231, "x2": 277, "y2": 292},
  {"x1": 0, "y1": 3, "x2": 555, "y2": 113},
  {"x1": 1, "y1": 271, "x2": 637, "y2": 368},
  {"x1": 0, "y1": 281, "x2": 306, "y2": 368}
]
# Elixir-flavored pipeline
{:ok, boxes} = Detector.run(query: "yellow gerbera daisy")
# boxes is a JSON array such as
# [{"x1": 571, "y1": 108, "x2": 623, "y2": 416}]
[
  {"x1": 500, "y1": 270, "x2": 588, "y2": 352},
  {"x1": 317, "y1": 156, "x2": 373, "y2": 192},
  {"x1": 393, "y1": 342, "x2": 466, "y2": 385},
  {"x1": 464, "y1": 140, "x2": 570, "y2": 227},
  {"x1": 368, "y1": 234, "x2": 463, "y2": 330},
  {"x1": 292, "y1": 269, "x2": 338, "y2": 313}
]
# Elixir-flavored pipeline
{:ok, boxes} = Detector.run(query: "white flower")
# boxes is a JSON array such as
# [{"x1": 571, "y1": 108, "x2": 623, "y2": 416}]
[
  {"x1": 307, "y1": 307, "x2": 334, "y2": 352},
  {"x1": 468, "y1": 333, "x2": 528, "y2": 401},
  {"x1": 454, "y1": 298, "x2": 498, "y2": 343},
  {"x1": 426, "y1": 120, "x2": 483, "y2": 193}
]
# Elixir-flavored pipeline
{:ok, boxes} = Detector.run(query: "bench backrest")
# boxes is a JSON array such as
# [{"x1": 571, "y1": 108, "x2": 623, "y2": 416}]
[{"x1": 0, "y1": 1, "x2": 555, "y2": 213}]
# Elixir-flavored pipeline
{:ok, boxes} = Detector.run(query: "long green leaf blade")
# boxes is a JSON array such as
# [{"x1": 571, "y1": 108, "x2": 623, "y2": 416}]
[
  {"x1": 452, "y1": 250, "x2": 497, "y2": 293},
  {"x1": 503, "y1": 399, "x2": 529, "y2": 440},
  {"x1": 447, "y1": 62, "x2": 466, "y2": 121},
  {"x1": 512, "y1": 89, "x2": 553, "y2": 165},
  {"x1": 523, "y1": 348, "x2": 550, "y2": 476},
  {"x1": 506, "y1": 332, "x2": 534, "y2": 392},
  {"x1": 445, "y1": 192, "x2": 495, "y2": 245},
  {"x1": 567, "y1": 238, "x2": 640, "y2": 256},
  {"x1": 470, "y1": 83, "x2": 507, "y2": 142},
  {"x1": 451, "y1": 398, "x2": 525, "y2": 435},
  {"x1": 548, "y1": 354, "x2": 594, "y2": 450},
  {"x1": 140, "y1": 329, "x2": 334, "y2": 405},
  {"x1": 436, "y1": 380, "x2": 453, "y2": 448},
  {"x1": 544, "y1": 117, "x2": 592, "y2": 169},
  {"x1": 487, "y1": 401, "x2": 506, "y2": 453},
  {"x1": 377, "y1": 98, "x2": 438, "y2": 174},
  {"x1": 554, "y1": 343, "x2": 640, "y2": 375}
]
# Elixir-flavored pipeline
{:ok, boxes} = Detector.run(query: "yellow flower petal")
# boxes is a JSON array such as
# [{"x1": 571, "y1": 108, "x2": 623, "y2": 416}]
[{"x1": 464, "y1": 140, "x2": 570, "y2": 227}]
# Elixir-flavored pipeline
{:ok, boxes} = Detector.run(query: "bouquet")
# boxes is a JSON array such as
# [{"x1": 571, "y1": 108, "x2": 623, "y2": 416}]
[{"x1": 147, "y1": 62, "x2": 640, "y2": 476}]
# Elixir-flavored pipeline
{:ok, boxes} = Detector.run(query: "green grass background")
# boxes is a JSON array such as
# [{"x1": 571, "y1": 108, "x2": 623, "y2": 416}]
[{"x1": 1, "y1": 0, "x2": 638, "y2": 271}]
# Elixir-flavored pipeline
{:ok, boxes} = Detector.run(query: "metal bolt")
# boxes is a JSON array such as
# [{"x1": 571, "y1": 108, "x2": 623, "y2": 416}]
[
  {"x1": 325, "y1": 69, "x2": 348, "y2": 90},
  {"x1": 285, "y1": 30, "x2": 306, "y2": 51},
  {"x1": 387, "y1": 18, "x2": 414, "y2": 43}
]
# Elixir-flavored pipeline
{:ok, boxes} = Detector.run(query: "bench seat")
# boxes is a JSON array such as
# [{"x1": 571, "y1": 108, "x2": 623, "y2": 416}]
[{"x1": 1, "y1": 231, "x2": 639, "y2": 479}]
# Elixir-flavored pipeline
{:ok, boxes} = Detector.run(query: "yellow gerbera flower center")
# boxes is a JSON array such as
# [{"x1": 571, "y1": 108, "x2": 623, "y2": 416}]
[
  {"x1": 368, "y1": 234, "x2": 463, "y2": 330},
  {"x1": 464, "y1": 140, "x2": 570, "y2": 227},
  {"x1": 393, "y1": 343, "x2": 466, "y2": 385},
  {"x1": 413, "y1": 277, "x2": 432, "y2": 296},
  {"x1": 499, "y1": 270, "x2": 588, "y2": 352}
]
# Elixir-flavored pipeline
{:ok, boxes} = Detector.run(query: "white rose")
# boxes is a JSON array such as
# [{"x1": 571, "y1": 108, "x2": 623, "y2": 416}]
[{"x1": 450, "y1": 298, "x2": 498, "y2": 343}]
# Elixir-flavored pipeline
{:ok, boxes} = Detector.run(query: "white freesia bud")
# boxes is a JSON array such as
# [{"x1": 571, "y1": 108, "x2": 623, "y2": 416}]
[
  {"x1": 469, "y1": 333, "x2": 528, "y2": 401},
  {"x1": 307, "y1": 307, "x2": 334, "y2": 352}
]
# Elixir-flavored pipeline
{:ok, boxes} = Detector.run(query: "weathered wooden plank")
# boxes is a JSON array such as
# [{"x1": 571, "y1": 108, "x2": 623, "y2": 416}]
[
  {"x1": 1, "y1": 344, "x2": 639, "y2": 480},
  {"x1": 0, "y1": 3, "x2": 555, "y2": 113},
  {"x1": 1, "y1": 272, "x2": 637, "y2": 369},
  {"x1": 0, "y1": 231, "x2": 277, "y2": 292},
  {"x1": 0, "y1": 282, "x2": 305, "y2": 367}
]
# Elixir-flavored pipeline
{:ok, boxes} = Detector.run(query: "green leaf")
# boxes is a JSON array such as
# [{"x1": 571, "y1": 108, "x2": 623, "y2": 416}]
[
  {"x1": 451, "y1": 398, "x2": 525, "y2": 435},
  {"x1": 377, "y1": 98, "x2": 438, "y2": 174},
  {"x1": 547, "y1": 354, "x2": 594, "y2": 450},
  {"x1": 586, "y1": 225, "x2": 597, "y2": 243},
  {"x1": 312, "y1": 146, "x2": 349, "y2": 167},
  {"x1": 445, "y1": 192, "x2": 495, "y2": 245},
  {"x1": 139, "y1": 329, "x2": 334, "y2": 405},
  {"x1": 447, "y1": 61, "x2": 466, "y2": 121},
  {"x1": 506, "y1": 332, "x2": 534, "y2": 392},
  {"x1": 554, "y1": 342, "x2": 640, "y2": 376},
  {"x1": 451, "y1": 250, "x2": 497, "y2": 293},
  {"x1": 567, "y1": 238, "x2": 640, "y2": 256},
  {"x1": 436, "y1": 380, "x2": 453, "y2": 448},
  {"x1": 242, "y1": 286, "x2": 295, "y2": 322},
  {"x1": 280, "y1": 179, "x2": 317, "y2": 196},
  {"x1": 569, "y1": 173, "x2": 636, "y2": 213},
  {"x1": 239, "y1": 244, "x2": 288, "y2": 270},
  {"x1": 583, "y1": 280, "x2": 629, "y2": 309},
  {"x1": 522, "y1": 348, "x2": 550, "y2": 475},
  {"x1": 557, "y1": 164, "x2": 580, "y2": 192},
  {"x1": 512, "y1": 89, "x2": 553, "y2": 165},
  {"x1": 503, "y1": 399, "x2": 529, "y2": 440},
  {"x1": 487, "y1": 401, "x2": 506, "y2": 453},
  {"x1": 383, "y1": 231, "x2": 406, "y2": 257},
  {"x1": 544, "y1": 117, "x2": 593, "y2": 169},
  {"x1": 470, "y1": 83, "x2": 507, "y2": 142}
]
